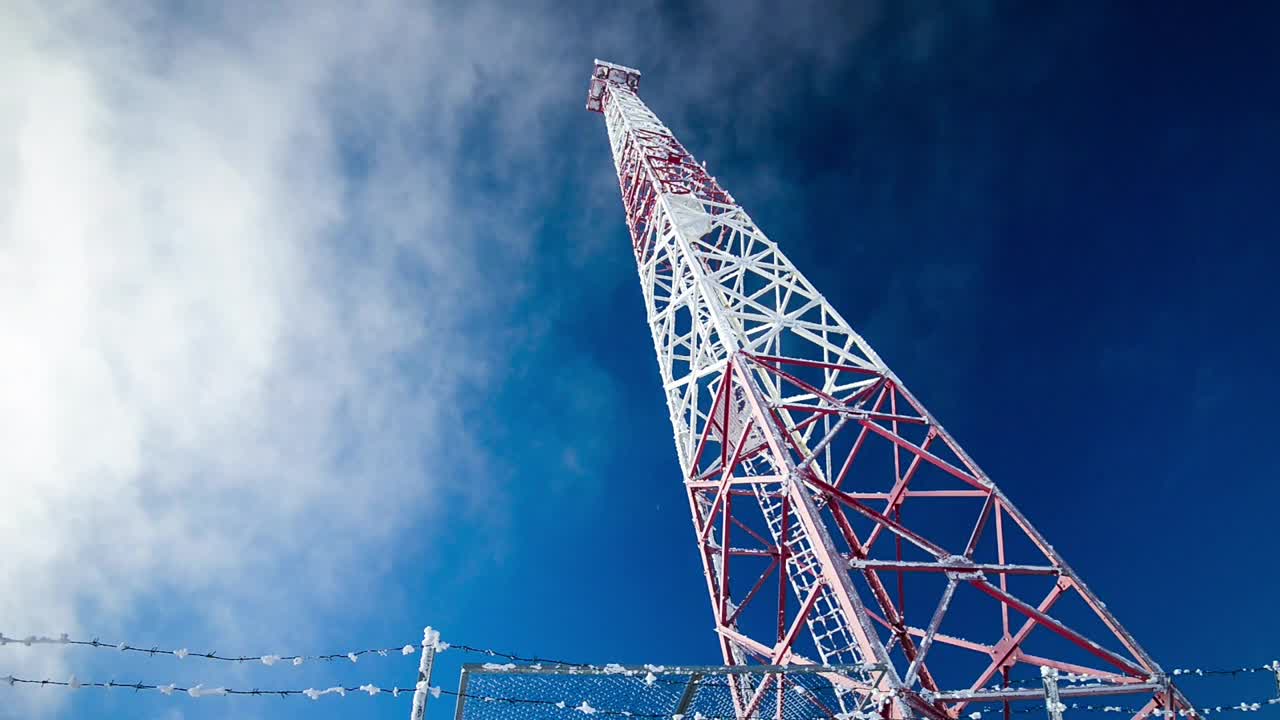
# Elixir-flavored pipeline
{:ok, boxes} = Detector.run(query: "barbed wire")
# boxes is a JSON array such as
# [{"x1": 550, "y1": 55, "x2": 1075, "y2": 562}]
[
  {"x1": 4, "y1": 673, "x2": 1278, "y2": 718},
  {"x1": 0, "y1": 631, "x2": 582, "y2": 668},
  {"x1": 3, "y1": 673, "x2": 422, "y2": 699},
  {"x1": 450, "y1": 643, "x2": 586, "y2": 667},
  {"x1": 5, "y1": 630, "x2": 1279, "y2": 718},
  {"x1": 1173, "y1": 667, "x2": 1280, "y2": 678},
  {"x1": 986, "y1": 663, "x2": 1280, "y2": 690},
  {"x1": 0, "y1": 632, "x2": 435, "y2": 666},
  {"x1": 6, "y1": 631, "x2": 1277, "y2": 683},
  {"x1": 971, "y1": 699, "x2": 1280, "y2": 717}
]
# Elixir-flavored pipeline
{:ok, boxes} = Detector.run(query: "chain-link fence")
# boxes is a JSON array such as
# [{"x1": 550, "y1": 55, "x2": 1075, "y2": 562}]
[{"x1": 452, "y1": 663, "x2": 887, "y2": 720}]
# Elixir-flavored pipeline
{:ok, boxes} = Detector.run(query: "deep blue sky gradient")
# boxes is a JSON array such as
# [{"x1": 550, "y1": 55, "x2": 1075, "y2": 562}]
[
  {"x1": 420, "y1": 0, "x2": 1280, "y2": 712},
  {"x1": 51, "y1": 2, "x2": 1279, "y2": 718}
]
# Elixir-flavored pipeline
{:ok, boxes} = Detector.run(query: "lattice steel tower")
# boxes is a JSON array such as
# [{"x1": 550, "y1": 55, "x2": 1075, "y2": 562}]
[{"x1": 586, "y1": 61, "x2": 1196, "y2": 720}]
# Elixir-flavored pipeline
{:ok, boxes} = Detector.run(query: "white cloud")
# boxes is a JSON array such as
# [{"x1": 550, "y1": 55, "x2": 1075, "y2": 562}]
[
  {"x1": 0, "y1": 0, "x2": 927, "y2": 713},
  {"x1": 0, "y1": 2, "x2": 559, "y2": 710}
]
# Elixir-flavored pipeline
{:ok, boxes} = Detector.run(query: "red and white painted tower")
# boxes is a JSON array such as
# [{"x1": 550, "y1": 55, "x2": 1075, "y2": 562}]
[{"x1": 586, "y1": 60, "x2": 1196, "y2": 720}]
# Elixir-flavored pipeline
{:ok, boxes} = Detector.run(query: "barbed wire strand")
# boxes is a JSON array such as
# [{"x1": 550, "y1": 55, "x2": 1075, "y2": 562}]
[
  {"x1": 990, "y1": 664, "x2": 1280, "y2": 690},
  {"x1": 3, "y1": 674, "x2": 418, "y2": 699},
  {"x1": 450, "y1": 644, "x2": 586, "y2": 667},
  {"x1": 3, "y1": 673, "x2": 1279, "y2": 718},
  {"x1": 5, "y1": 632, "x2": 1280, "y2": 718},
  {"x1": 0, "y1": 632, "x2": 583, "y2": 667},
  {"x1": 4, "y1": 633, "x2": 1277, "y2": 682}
]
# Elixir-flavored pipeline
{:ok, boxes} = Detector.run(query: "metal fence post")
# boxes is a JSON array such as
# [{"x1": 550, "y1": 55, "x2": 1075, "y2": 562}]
[
  {"x1": 410, "y1": 626, "x2": 440, "y2": 720},
  {"x1": 1041, "y1": 667, "x2": 1064, "y2": 720}
]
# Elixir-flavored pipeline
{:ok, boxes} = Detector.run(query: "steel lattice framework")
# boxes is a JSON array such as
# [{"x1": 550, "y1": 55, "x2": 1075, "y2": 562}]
[{"x1": 586, "y1": 61, "x2": 1198, "y2": 720}]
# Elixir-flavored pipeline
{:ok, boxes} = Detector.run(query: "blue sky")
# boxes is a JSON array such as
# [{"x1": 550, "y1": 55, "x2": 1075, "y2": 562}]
[{"x1": 2, "y1": 2, "x2": 1278, "y2": 719}]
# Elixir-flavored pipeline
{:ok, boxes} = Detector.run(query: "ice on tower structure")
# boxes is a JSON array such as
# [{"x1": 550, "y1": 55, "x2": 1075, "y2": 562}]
[{"x1": 585, "y1": 59, "x2": 1199, "y2": 720}]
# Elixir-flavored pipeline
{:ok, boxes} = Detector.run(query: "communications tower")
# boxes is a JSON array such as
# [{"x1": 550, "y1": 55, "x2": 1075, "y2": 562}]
[{"x1": 586, "y1": 60, "x2": 1196, "y2": 720}]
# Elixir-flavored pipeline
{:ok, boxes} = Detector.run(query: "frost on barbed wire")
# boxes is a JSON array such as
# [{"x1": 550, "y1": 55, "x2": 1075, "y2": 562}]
[
  {"x1": 0, "y1": 634, "x2": 69, "y2": 646},
  {"x1": 304, "y1": 687, "x2": 347, "y2": 700},
  {"x1": 5, "y1": 656, "x2": 1280, "y2": 716},
  {"x1": 187, "y1": 685, "x2": 228, "y2": 698},
  {"x1": 0, "y1": 630, "x2": 458, "y2": 666}
]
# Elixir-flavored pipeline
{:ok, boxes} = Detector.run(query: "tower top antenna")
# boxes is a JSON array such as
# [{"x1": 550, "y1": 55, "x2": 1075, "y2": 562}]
[{"x1": 586, "y1": 59, "x2": 641, "y2": 112}]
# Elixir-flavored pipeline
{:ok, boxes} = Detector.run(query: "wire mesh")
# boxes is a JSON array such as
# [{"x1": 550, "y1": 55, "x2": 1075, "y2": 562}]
[{"x1": 453, "y1": 664, "x2": 884, "y2": 720}]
